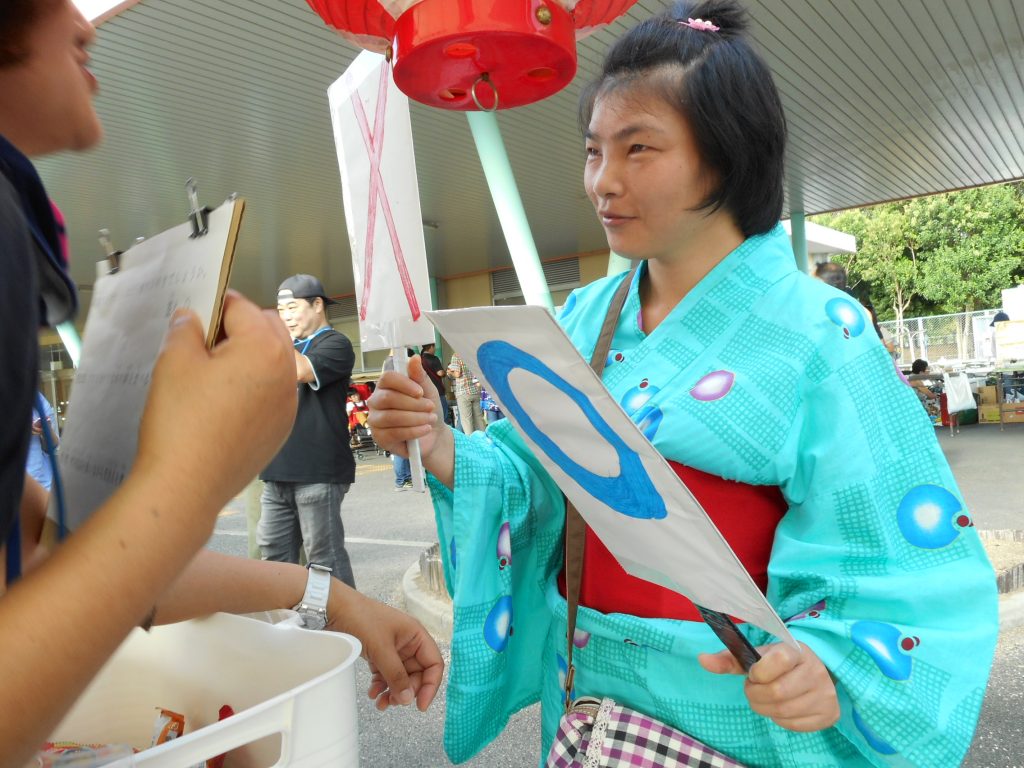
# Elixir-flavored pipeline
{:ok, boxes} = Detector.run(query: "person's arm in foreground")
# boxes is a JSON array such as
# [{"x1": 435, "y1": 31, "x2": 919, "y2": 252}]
[
  {"x1": 369, "y1": 356, "x2": 452, "y2": 487},
  {"x1": 152, "y1": 550, "x2": 442, "y2": 712},
  {"x1": 0, "y1": 292, "x2": 296, "y2": 768}
]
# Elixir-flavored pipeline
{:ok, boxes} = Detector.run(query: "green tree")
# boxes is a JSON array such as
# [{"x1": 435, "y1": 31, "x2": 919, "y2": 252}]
[
  {"x1": 909, "y1": 184, "x2": 1024, "y2": 314},
  {"x1": 814, "y1": 182, "x2": 1024, "y2": 325}
]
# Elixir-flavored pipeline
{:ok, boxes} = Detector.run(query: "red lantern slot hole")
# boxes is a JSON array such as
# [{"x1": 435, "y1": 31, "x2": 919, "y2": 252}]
[
  {"x1": 444, "y1": 42, "x2": 478, "y2": 59},
  {"x1": 439, "y1": 87, "x2": 467, "y2": 101}
]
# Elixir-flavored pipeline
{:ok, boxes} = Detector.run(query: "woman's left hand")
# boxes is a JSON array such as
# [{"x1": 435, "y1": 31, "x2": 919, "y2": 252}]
[{"x1": 698, "y1": 642, "x2": 839, "y2": 732}]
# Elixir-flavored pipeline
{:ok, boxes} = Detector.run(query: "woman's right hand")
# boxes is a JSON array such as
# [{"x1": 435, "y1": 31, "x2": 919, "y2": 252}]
[
  {"x1": 133, "y1": 290, "x2": 297, "y2": 540},
  {"x1": 369, "y1": 356, "x2": 454, "y2": 486}
]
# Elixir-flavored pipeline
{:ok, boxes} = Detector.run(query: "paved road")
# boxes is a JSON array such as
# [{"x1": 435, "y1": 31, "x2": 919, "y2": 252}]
[
  {"x1": 935, "y1": 422, "x2": 1024, "y2": 531},
  {"x1": 208, "y1": 424, "x2": 1024, "y2": 766}
]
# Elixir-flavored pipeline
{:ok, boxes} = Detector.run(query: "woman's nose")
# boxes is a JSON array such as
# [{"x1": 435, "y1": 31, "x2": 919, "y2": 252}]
[{"x1": 589, "y1": 157, "x2": 623, "y2": 200}]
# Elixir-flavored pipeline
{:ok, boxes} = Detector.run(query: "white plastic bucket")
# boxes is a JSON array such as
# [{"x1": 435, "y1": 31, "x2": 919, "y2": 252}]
[{"x1": 48, "y1": 613, "x2": 361, "y2": 767}]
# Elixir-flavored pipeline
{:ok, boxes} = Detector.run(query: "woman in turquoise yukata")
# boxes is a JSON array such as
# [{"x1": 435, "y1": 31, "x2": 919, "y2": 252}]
[{"x1": 369, "y1": 1, "x2": 997, "y2": 765}]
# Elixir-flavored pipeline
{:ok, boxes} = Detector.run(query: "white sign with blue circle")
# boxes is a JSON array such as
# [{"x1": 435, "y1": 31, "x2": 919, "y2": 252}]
[{"x1": 427, "y1": 305, "x2": 795, "y2": 645}]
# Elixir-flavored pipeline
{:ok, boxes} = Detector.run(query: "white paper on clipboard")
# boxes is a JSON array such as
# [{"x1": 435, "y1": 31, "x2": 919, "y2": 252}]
[
  {"x1": 427, "y1": 304, "x2": 795, "y2": 645},
  {"x1": 52, "y1": 199, "x2": 244, "y2": 531}
]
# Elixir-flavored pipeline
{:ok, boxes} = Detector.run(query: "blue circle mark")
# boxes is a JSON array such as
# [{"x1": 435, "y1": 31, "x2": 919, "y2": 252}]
[
  {"x1": 483, "y1": 595, "x2": 513, "y2": 653},
  {"x1": 476, "y1": 340, "x2": 666, "y2": 520},
  {"x1": 897, "y1": 484, "x2": 965, "y2": 549},
  {"x1": 825, "y1": 297, "x2": 866, "y2": 338},
  {"x1": 852, "y1": 708, "x2": 898, "y2": 755},
  {"x1": 850, "y1": 621, "x2": 913, "y2": 681}
]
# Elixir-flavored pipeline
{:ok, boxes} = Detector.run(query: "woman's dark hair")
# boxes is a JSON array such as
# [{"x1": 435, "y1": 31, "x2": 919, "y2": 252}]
[
  {"x1": 815, "y1": 261, "x2": 848, "y2": 291},
  {"x1": 0, "y1": 0, "x2": 62, "y2": 68},
  {"x1": 579, "y1": 0, "x2": 787, "y2": 237},
  {"x1": 911, "y1": 359, "x2": 929, "y2": 375}
]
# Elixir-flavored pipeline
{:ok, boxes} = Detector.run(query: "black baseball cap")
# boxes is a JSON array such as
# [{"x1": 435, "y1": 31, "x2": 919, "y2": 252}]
[
  {"x1": 277, "y1": 274, "x2": 336, "y2": 305},
  {"x1": 991, "y1": 311, "x2": 1010, "y2": 327}
]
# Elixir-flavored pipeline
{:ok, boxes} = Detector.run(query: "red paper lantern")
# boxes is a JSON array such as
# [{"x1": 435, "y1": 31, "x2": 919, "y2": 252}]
[{"x1": 307, "y1": 0, "x2": 641, "y2": 110}]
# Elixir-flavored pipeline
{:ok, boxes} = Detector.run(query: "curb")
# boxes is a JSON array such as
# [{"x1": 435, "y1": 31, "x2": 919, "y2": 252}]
[
  {"x1": 401, "y1": 561, "x2": 453, "y2": 642},
  {"x1": 998, "y1": 590, "x2": 1024, "y2": 632},
  {"x1": 402, "y1": 561, "x2": 1024, "y2": 641},
  {"x1": 978, "y1": 530, "x2": 1024, "y2": 594}
]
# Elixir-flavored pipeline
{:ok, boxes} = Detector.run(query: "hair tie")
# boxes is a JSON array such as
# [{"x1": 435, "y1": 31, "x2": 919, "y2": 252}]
[{"x1": 680, "y1": 17, "x2": 720, "y2": 32}]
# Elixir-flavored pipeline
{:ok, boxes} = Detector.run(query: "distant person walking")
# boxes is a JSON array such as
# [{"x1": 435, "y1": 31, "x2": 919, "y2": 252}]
[
  {"x1": 814, "y1": 261, "x2": 893, "y2": 354},
  {"x1": 258, "y1": 274, "x2": 357, "y2": 587},
  {"x1": 26, "y1": 393, "x2": 58, "y2": 491},
  {"x1": 447, "y1": 352, "x2": 486, "y2": 434},
  {"x1": 419, "y1": 343, "x2": 452, "y2": 426},
  {"x1": 382, "y1": 351, "x2": 414, "y2": 490}
]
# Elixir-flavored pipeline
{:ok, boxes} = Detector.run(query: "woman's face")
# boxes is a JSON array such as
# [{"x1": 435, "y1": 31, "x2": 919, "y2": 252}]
[{"x1": 584, "y1": 87, "x2": 717, "y2": 262}]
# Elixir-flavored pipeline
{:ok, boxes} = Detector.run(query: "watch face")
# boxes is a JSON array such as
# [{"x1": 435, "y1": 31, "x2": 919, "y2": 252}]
[{"x1": 297, "y1": 612, "x2": 327, "y2": 631}]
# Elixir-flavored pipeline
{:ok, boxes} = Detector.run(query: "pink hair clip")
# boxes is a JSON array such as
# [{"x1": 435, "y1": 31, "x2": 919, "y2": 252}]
[{"x1": 681, "y1": 17, "x2": 720, "y2": 32}]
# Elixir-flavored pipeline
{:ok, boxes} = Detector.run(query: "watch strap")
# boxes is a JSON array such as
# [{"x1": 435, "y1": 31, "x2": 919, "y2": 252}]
[{"x1": 293, "y1": 564, "x2": 332, "y2": 626}]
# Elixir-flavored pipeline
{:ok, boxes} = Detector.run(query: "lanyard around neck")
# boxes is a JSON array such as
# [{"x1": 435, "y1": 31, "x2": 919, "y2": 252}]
[{"x1": 295, "y1": 326, "x2": 330, "y2": 355}]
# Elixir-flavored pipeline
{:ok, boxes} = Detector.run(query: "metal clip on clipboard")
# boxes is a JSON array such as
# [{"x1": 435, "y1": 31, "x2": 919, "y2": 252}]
[
  {"x1": 98, "y1": 227, "x2": 122, "y2": 274},
  {"x1": 99, "y1": 177, "x2": 226, "y2": 275}
]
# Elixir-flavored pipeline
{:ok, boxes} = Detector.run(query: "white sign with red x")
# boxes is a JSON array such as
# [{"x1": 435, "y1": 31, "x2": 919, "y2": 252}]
[{"x1": 329, "y1": 51, "x2": 434, "y2": 352}]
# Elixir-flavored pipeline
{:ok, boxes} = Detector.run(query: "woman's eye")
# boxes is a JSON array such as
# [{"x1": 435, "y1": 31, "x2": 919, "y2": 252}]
[
  {"x1": 629, "y1": 144, "x2": 648, "y2": 153},
  {"x1": 585, "y1": 146, "x2": 600, "y2": 157}
]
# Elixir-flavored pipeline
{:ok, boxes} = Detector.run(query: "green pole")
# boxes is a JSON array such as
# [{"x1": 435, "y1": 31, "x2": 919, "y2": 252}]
[
  {"x1": 790, "y1": 212, "x2": 810, "y2": 274},
  {"x1": 466, "y1": 110, "x2": 553, "y2": 311},
  {"x1": 606, "y1": 251, "x2": 632, "y2": 277},
  {"x1": 56, "y1": 321, "x2": 81, "y2": 367}
]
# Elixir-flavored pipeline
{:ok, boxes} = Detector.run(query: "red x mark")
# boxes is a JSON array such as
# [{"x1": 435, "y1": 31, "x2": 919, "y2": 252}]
[{"x1": 351, "y1": 61, "x2": 421, "y2": 322}]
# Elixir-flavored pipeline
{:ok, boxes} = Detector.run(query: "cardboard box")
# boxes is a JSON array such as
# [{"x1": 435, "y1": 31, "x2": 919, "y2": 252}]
[
  {"x1": 980, "y1": 404, "x2": 1001, "y2": 423},
  {"x1": 979, "y1": 385, "x2": 998, "y2": 405},
  {"x1": 1000, "y1": 404, "x2": 1024, "y2": 423}
]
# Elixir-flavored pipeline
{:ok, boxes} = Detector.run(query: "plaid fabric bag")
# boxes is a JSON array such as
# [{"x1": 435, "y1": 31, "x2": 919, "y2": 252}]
[{"x1": 546, "y1": 697, "x2": 744, "y2": 768}]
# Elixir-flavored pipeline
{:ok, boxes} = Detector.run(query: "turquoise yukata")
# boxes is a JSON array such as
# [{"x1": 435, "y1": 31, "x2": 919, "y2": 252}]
[{"x1": 427, "y1": 225, "x2": 997, "y2": 767}]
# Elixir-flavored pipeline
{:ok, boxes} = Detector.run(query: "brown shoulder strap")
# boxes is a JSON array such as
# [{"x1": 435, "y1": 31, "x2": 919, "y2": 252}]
[{"x1": 563, "y1": 264, "x2": 638, "y2": 710}]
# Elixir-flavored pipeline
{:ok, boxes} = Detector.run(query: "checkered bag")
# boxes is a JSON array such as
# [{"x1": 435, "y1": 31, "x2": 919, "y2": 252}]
[{"x1": 545, "y1": 697, "x2": 745, "y2": 768}]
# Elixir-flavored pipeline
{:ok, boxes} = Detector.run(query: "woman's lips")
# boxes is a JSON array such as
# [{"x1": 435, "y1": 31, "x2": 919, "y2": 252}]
[{"x1": 600, "y1": 213, "x2": 632, "y2": 226}]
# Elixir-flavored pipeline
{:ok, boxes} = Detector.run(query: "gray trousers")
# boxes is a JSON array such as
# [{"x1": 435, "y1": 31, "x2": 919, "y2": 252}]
[
  {"x1": 257, "y1": 481, "x2": 355, "y2": 588},
  {"x1": 456, "y1": 393, "x2": 487, "y2": 434}
]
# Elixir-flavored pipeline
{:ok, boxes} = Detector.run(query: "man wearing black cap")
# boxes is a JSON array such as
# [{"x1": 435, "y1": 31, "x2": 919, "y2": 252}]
[{"x1": 258, "y1": 274, "x2": 357, "y2": 587}]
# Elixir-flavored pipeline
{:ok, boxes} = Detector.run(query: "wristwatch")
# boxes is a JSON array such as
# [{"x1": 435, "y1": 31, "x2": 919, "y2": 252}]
[{"x1": 292, "y1": 563, "x2": 332, "y2": 630}]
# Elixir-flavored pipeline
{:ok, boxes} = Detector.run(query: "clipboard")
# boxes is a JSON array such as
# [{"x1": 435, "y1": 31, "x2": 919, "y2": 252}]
[{"x1": 50, "y1": 188, "x2": 245, "y2": 533}]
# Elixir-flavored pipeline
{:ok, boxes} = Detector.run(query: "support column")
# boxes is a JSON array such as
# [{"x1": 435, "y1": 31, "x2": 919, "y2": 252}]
[
  {"x1": 429, "y1": 276, "x2": 443, "y2": 353},
  {"x1": 56, "y1": 321, "x2": 81, "y2": 368},
  {"x1": 606, "y1": 250, "x2": 632, "y2": 277},
  {"x1": 466, "y1": 111, "x2": 553, "y2": 311},
  {"x1": 790, "y1": 211, "x2": 810, "y2": 274}
]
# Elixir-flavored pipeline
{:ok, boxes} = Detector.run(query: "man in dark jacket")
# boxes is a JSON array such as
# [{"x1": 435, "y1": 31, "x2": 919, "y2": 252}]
[{"x1": 259, "y1": 274, "x2": 357, "y2": 587}]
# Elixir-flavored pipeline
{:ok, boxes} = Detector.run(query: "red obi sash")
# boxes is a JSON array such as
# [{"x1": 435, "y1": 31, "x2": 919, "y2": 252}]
[{"x1": 557, "y1": 461, "x2": 787, "y2": 622}]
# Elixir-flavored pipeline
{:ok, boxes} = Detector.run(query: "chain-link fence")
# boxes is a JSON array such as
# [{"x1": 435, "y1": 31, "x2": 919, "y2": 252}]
[{"x1": 879, "y1": 309, "x2": 1004, "y2": 367}]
